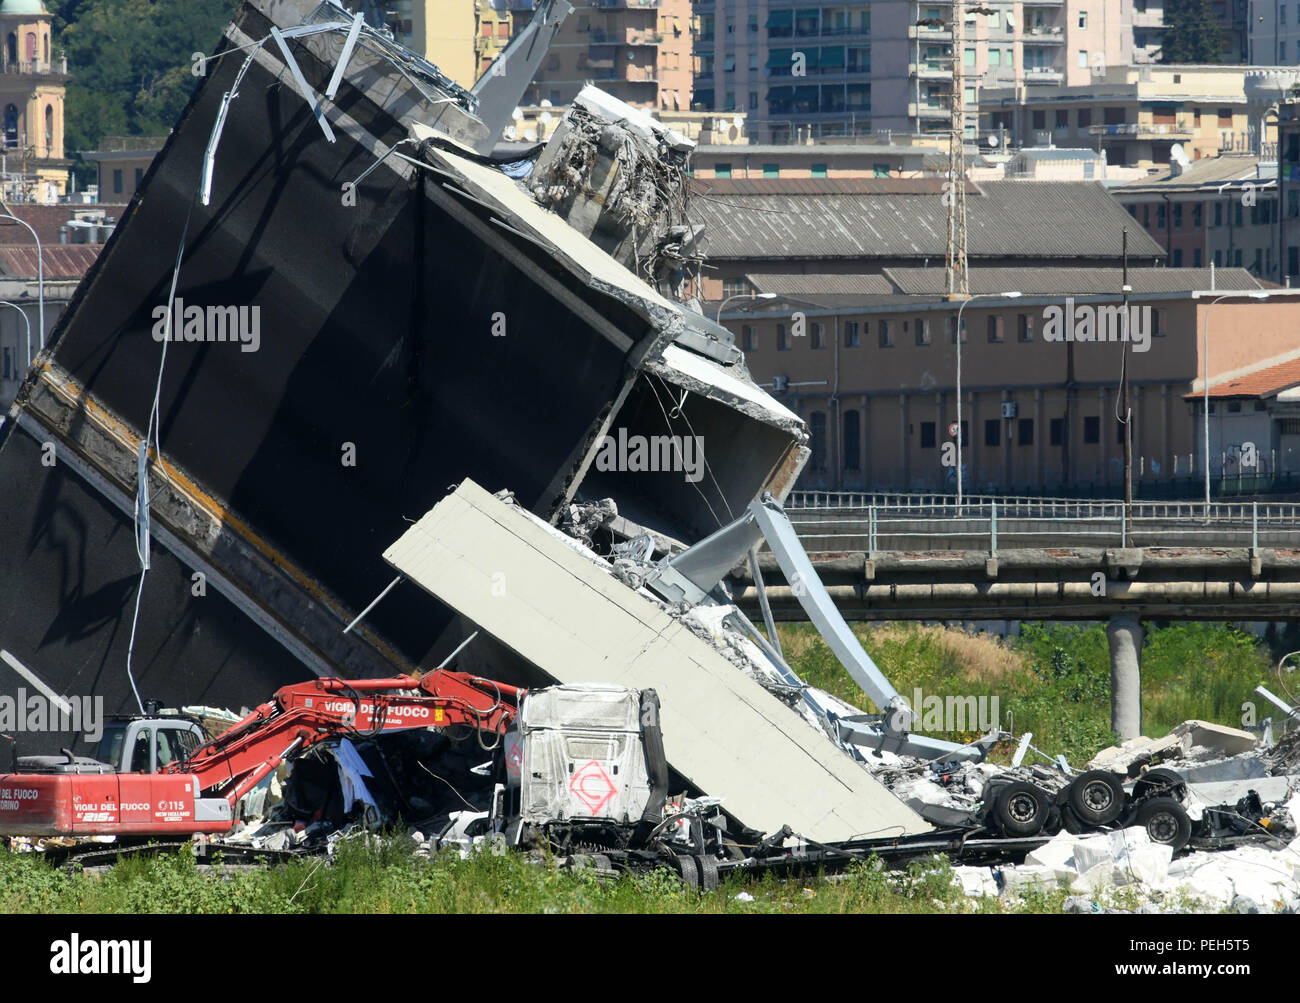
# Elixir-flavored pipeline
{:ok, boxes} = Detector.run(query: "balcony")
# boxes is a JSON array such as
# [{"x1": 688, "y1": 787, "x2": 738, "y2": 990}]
[
  {"x1": 589, "y1": 28, "x2": 664, "y2": 44},
  {"x1": 910, "y1": 102, "x2": 951, "y2": 119},
  {"x1": 1088, "y1": 122, "x2": 1195, "y2": 139},
  {"x1": 0, "y1": 58, "x2": 67, "y2": 76},
  {"x1": 909, "y1": 25, "x2": 953, "y2": 41},
  {"x1": 911, "y1": 64, "x2": 951, "y2": 81},
  {"x1": 1023, "y1": 27, "x2": 1065, "y2": 43},
  {"x1": 1022, "y1": 66, "x2": 1064, "y2": 83}
]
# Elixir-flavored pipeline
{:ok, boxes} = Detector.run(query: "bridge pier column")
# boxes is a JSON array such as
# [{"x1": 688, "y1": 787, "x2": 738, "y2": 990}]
[{"x1": 1106, "y1": 615, "x2": 1143, "y2": 740}]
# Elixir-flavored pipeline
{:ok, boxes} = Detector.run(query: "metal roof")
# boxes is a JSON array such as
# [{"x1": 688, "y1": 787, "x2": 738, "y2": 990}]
[
  {"x1": 692, "y1": 179, "x2": 1165, "y2": 260},
  {"x1": 1120, "y1": 155, "x2": 1270, "y2": 193}
]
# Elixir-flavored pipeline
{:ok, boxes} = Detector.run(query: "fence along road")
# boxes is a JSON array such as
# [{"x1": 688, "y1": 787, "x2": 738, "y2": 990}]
[{"x1": 725, "y1": 493, "x2": 1300, "y2": 623}]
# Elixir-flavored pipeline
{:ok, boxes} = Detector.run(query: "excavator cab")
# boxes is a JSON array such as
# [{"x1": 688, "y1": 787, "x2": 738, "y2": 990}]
[{"x1": 95, "y1": 718, "x2": 205, "y2": 774}]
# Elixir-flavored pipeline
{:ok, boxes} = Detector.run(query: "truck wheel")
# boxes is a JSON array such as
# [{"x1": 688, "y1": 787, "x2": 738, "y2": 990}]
[
  {"x1": 672, "y1": 855, "x2": 700, "y2": 890},
  {"x1": 1059, "y1": 804, "x2": 1085, "y2": 835},
  {"x1": 992, "y1": 781, "x2": 1049, "y2": 836},
  {"x1": 1068, "y1": 770, "x2": 1126, "y2": 826},
  {"x1": 1133, "y1": 768, "x2": 1185, "y2": 802},
  {"x1": 695, "y1": 853, "x2": 720, "y2": 892},
  {"x1": 1136, "y1": 797, "x2": 1192, "y2": 852}
]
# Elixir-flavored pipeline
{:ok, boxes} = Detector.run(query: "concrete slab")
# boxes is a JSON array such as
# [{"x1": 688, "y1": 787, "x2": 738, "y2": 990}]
[{"x1": 383, "y1": 480, "x2": 929, "y2": 841}]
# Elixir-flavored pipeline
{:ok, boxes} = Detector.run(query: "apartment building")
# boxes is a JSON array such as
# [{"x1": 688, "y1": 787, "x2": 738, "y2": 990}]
[
  {"x1": 514, "y1": 0, "x2": 693, "y2": 109},
  {"x1": 1248, "y1": 0, "x2": 1300, "y2": 62},
  {"x1": 980, "y1": 64, "x2": 1288, "y2": 169},
  {"x1": 690, "y1": 0, "x2": 1137, "y2": 144},
  {"x1": 373, "y1": 0, "x2": 479, "y2": 87},
  {"x1": 689, "y1": 139, "x2": 945, "y2": 177}
]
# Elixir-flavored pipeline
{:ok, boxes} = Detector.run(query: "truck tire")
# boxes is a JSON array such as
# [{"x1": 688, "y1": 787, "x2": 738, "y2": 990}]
[
  {"x1": 672, "y1": 855, "x2": 700, "y2": 890},
  {"x1": 1068, "y1": 770, "x2": 1126, "y2": 827},
  {"x1": 695, "y1": 853, "x2": 720, "y2": 892},
  {"x1": 992, "y1": 781, "x2": 1049, "y2": 836},
  {"x1": 1136, "y1": 797, "x2": 1192, "y2": 852},
  {"x1": 1132, "y1": 768, "x2": 1185, "y2": 803}
]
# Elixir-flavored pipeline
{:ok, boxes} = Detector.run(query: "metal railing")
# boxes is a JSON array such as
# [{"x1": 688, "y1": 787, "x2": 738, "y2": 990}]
[{"x1": 784, "y1": 497, "x2": 1300, "y2": 553}]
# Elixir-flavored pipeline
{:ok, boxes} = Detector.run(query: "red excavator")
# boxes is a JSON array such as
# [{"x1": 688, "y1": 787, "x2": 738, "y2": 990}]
[{"x1": 0, "y1": 670, "x2": 522, "y2": 839}]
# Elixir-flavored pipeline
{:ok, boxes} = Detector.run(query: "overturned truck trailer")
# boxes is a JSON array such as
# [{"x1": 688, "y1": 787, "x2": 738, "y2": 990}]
[{"x1": 0, "y1": 2, "x2": 805, "y2": 749}]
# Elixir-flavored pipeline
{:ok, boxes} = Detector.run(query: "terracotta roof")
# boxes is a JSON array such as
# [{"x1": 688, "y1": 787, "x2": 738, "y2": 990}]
[
  {"x1": 1186, "y1": 356, "x2": 1300, "y2": 399},
  {"x1": 0, "y1": 204, "x2": 130, "y2": 245},
  {"x1": 0, "y1": 244, "x2": 103, "y2": 279}
]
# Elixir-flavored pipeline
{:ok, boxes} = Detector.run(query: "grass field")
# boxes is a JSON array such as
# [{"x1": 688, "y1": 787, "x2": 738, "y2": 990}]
[{"x1": 0, "y1": 621, "x2": 1279, "y2": 914}]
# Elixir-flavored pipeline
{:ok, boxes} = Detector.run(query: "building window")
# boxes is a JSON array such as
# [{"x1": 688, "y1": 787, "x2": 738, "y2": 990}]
[
  {"x1": 1017, "y1": 314, "x2": 1033, "y2": 342},
  {"x1": 915, "y1": 318, "x2": 930, "y2": 346},
  {"x1": 986, "y1": 315, "x2": 1003, "y2": 343},
  {"x1": 113, "y1": 168, "x2": 123, "y2": 194},
  {"x1": 1077, "y1": 50, "x2": 1087, "y2": 68},
  {"x1": 1083, "y1": 415, "x2": 1100, "y2": 444},
  {"x1": 1173, "y1": 248, "x2": 1183, "y2": 266},
  {"x1": 763, "y1": 163, "x2": 779, "y2": 178},
  {"x1": 844, "y1": 321, "x2": 860, "y2": 347},
  {"x1": 874, "y1": 163, "x2": 890, "y2": 178},
  {"x1": 2, "y1": 345, "x2": 13, "y2": 380},
  {"x1": 1193, "y1": 203, "x2": 1203, "y2": 227},
  {"x1": 811, "y1": 163, "x2": 828, "y2": 178},
  {"x1": 1174, "y1": 203, "x2": 1183, "y2": 228},
  {"x1": 984, "y1": 419, "x2": 1000, "y2": 447},
  {"x1": 1078, "y1": 108, "x2": 1092, "y2": 128},
  {"x1": 1153, "y1": 309, "x2": 1166, "y2": 336},
  {"x1": 777, "y1": 323, "x2": 790, "y2": 350},
  {"x1": 809, "y1": 412, "x2": 828, "y2": 470},
  {"x1": 1032, "y1": 110, "x2": 1045, "y2": 130},
  {"x1": 715, "y1": 163, "x2": 732, "y2": 178},
  {"x1": 741, "y1": 325, "x2": 756, "y2": 351},
  {"x1": 1018, "y1": 418, "x2": 1034, "y2": 446},
  {"x1": 134, "y1": 167, "x2": 143, "y2": 187},
  {"x1": 1050, "y1": 418, "x2": 1064, "y2": 446},
  {"x1": 811, "y1": 322, "x2": 824, "y2": 349},
  {"x1": 844, "y1": 410, "x2": 861, "y2": 469},
  {"x1": 1079, "y1": 11, "x2": 1087, "y2": 27},
  {"x1": 1218, "y1": 107, "x2": 1232, "y2": 127},
  {"x1": 878, "y1": 319, "x2": 892, "y2": 347},
  {"x1": 722, "y1": 277, "x2": 754, "y2": 297},
  {"x1": 1055, "y1": 109, "x2": 1068, "y2": 128},
  {"x1": 920, "y1": 421, "x2": 936, "y2": 448}
]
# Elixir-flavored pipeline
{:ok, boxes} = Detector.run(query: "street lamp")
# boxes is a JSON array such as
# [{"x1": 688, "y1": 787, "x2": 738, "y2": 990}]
[
  {"x1": 0, "y1": 213, "x2": 43, "y2": 351},
  {"x1": 716, "y1": 290, "x2": 777, "y2": 323},
  {"x1": 955, "y1": 290, "x2": 1021, "y2": 508},
  {"x1": 0, "y1": 301, "x2": 32, "y2": 369},
  {"x1": 1198, "y1": 290, "x2": 1269, "y2": 514}
]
